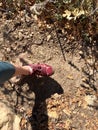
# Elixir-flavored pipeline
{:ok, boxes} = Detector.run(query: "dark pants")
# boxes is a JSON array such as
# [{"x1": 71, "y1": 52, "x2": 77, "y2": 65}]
[{"x1": 0, "y1": 61, "x2": 15, "y2": 83}]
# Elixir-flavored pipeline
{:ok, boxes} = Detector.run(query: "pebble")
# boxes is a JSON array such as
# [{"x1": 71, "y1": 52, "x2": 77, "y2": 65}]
[
  {"x1": 47, "y1": 111, "x2": 59, "y2": 119},
  {"x1": 79, "y1": 51, "x2": 83, "y2": 55},
  {"x1": 47, "y1": 35, "x2": 51, "y2": 41},
  {"x1": 84, "y1": 95, "x2": 97, "y2": 106},
  {"x1": 18, "y1": 32, "x2": 24, "y2": 41}
]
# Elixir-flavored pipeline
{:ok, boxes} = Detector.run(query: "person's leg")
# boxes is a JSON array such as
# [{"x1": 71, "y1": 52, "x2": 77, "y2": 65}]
[
  {"x1": 13, "y1": 64, "x2": 33, "y2": 76},
  {"x1": 0, "y1": 61, "x2": 15, "y2": 83},
  {"x1": 0, "y1": 61, "x2": 54, "y2": 83},
  {"x1": 0, "y1": 61, "x2": 34, "y2": 83}
]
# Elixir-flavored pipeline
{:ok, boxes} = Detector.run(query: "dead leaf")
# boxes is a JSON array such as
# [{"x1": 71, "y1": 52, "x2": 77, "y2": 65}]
[
  {"x1": 63, "y1": 108, "x2": 71, "y2": 116},
  {"x1": 62, "y1": 10, "x2": 73, "y2": 20},
  {"x1": 67, "y1": 75, "x2": 74, "y2": 80},
  {"x1": 47, "y1": 35, "x2": 51, "y2": 41},
  {"x1": 64, "y1": 119, "x2": 72, "y2": 129},
  {"x1": 20, "y1": 117, "x2": 27, "y2": 129}
]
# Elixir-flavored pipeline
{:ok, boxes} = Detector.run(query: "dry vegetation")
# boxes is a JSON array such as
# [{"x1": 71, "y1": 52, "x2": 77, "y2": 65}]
[{"x1": 0, "y1": 0, "x2": 98, "y2": 130}]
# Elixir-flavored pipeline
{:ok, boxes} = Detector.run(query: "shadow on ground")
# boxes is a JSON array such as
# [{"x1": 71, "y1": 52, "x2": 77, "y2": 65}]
[
  {"x1": 0, "y1": 75, "x2": 63, "y2": 130},
  {"x1": 17, "y1": 75, "x2": 64, "y2": 130}
]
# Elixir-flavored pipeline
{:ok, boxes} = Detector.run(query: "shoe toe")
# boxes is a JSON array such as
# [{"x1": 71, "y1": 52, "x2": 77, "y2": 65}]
[{"x1": 46, "y1": 67, "x2": 54, "y2": 76}]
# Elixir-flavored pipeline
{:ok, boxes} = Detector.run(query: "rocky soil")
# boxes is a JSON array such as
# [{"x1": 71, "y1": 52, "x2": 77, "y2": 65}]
[{"x1": 0, "y1": 10, "x2": 98, "y2": 130}]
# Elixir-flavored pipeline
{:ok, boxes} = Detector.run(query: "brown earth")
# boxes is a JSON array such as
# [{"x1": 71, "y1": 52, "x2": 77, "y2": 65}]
[{"x1": 0, "y1": 11, "x2": 98, "y2": 130}]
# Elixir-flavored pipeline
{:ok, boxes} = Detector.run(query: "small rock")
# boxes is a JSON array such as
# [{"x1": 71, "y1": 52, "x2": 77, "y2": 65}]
[
  {"x1": 6, "y1": 48, "x2": 11, "y2": 53},
  {"x1": 84, "y1": 95, "x2": 97, "y2": 106},
  {"x1": 64, "y1": 37, "x2": 67, "y2": 41},
  {"x1": 47, "y1": 111, "x2": 59, "y2": 119},
  {"x1": 82, "y1": 78, "x2": 85, "y2": 82},
  {"x1": 87, "y1": 58, "x2": 94, "y2": 65},
  {"x1": 63, "y1": 109, "x2": 71, "y2": 116},
  {"x1": 19, "y1": 29, "x2": 24, "y2": 33},
  {"x1": 0, "y1": 101, "x2": 21, "y2": 130},
  {"x1": 18, "y1": 32, "x2": 24, "y2": 41},
  {"x1": 29, "y1": 33, "x2": 33, "y2": 38},
  {"x1": 52, "y1": 93, "x2": 61, "y2": 99},
  {"x1": 79, "y1": 51, "x2": 83, "y2": 55},
  {"x1": 0, "y1": 37, "x2": 3, "y2": 42},
  {"x1": 67, "y1": 75, "x2": 74, "y2": 80},
  {"x1": 46, "y1": 24, "x2": 51, "y2": 28},
  {"x1": 13, "y1": 115, "x2": 21, "y2": 130},
  {"x1": 47, "y1": 35, "x2": 51, "y2": 41}
]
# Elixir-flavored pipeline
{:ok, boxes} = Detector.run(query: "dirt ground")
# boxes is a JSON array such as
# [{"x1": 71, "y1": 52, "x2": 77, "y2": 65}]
[{"x1": 0, "y1": 11, "x2": 98, "y2": 130}]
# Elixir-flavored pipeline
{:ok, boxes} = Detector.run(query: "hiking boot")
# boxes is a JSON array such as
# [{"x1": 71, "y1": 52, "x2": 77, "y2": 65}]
[{"x1": 29, "y1": 63, "x2": 54, "y2": 76}]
